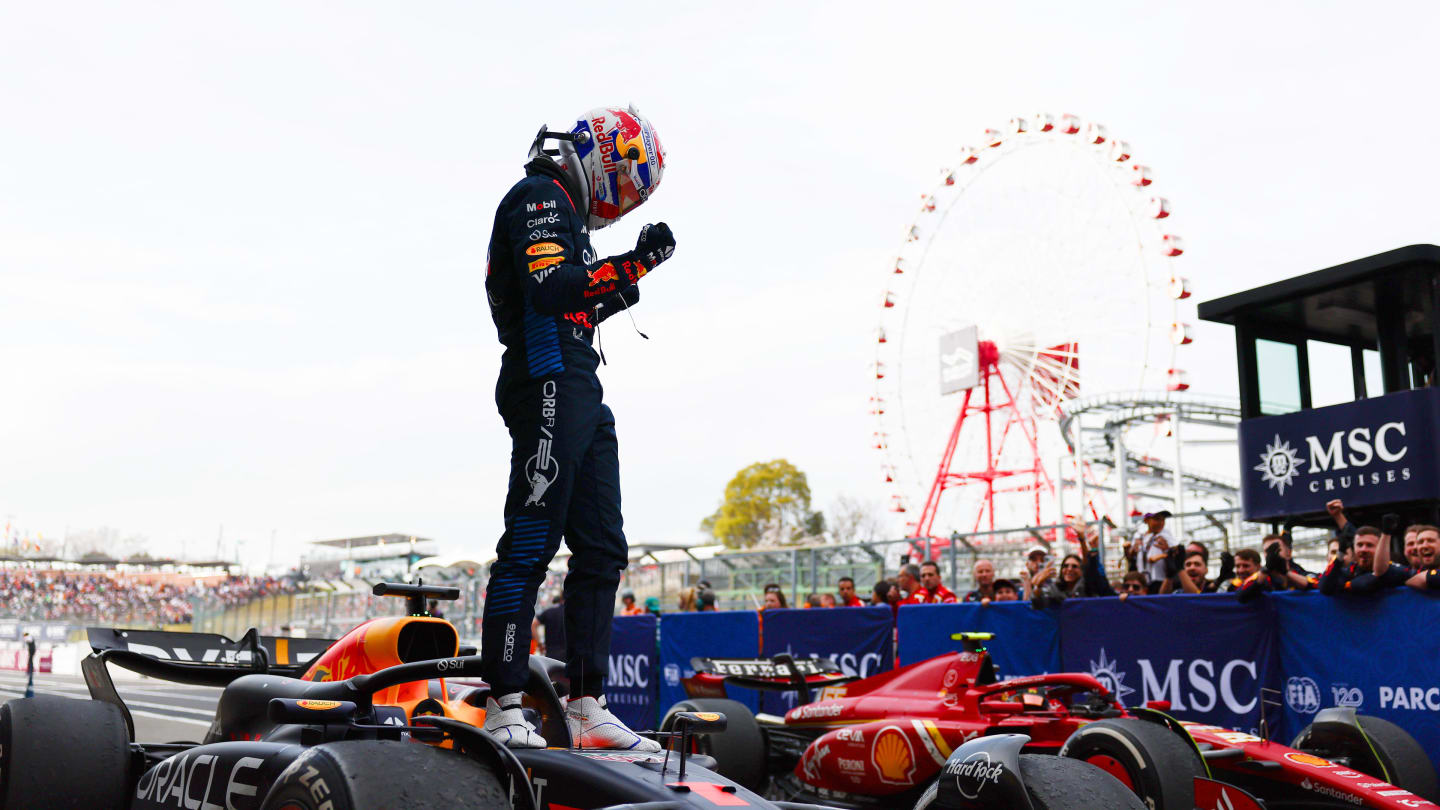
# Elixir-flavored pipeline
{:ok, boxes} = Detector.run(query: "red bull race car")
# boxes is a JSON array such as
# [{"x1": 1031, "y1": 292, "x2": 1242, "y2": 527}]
[
  {"x1": 0, "y1": 582, "x2": 851, "y2": 810},
  {"x1": 662, "y1": 633, "x2": 1439, "y2": 810}
]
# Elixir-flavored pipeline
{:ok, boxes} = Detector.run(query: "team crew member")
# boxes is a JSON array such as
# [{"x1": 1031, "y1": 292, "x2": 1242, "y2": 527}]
[
  {"x1": 1318, "y1": 526, "x2": 1384, "y2": 595},
  {"x1": 1374, "y1": 522, "x2": 1440, "y2": 590},
  {"x1": 481, "y1": 105, "x2": 674, "y2": 750},
  {"x1": 897, "y1": 563, "x2": 929, "y2": 604},
  {"x1": 619, "y1": 589, "x2": 645, "y2": 616},
  {"x1": 919, "y1": 560, "x2": 958, "y2": 603},
  {"x1": 1171, "y1": 551, "x2": 1220, "y2": 593},
  {"x1": 1219, "y1": 549, "x2": 1275, "y2": 602},
  {"x1": 836, "y1": 577, "x2": 864, "y2": 607}
]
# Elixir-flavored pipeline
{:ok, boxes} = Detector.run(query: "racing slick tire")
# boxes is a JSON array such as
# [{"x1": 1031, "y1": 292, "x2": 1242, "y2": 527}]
[
  {"x1": 0, "y1": 695, "x2": 130, "y2": 810},
  {"x1": 912, "y1": 754, "x2": 1146, "y2": 810},
  {"x1": 1291, "y1": 714, "x2": 1438, "y2": 802},
  {"x1": 259, "y1": 740, "x2": 508, "y2": 809},
  {"x1": 1058, "y1": 717, "x2": 1204, "y2": 810},
  {"x1": 661, "y1": 698, "x2": 766, "y2": 792}
]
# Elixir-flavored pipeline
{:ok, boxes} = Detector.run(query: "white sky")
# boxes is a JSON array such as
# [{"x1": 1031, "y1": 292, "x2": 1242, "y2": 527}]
[{"x1": 3, "y1": 2, "x2": 1438, "y2": 568}]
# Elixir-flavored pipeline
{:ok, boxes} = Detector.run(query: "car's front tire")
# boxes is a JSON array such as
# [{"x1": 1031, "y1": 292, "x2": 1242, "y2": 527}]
[
  {"x1": 1292, "y1": 713, "x2": 1438, "y2": 802},
  {"x1": 1059, "y1": 717, "x2": 1204, "y2": 810},
  {"x1": 259, "y1": 740, "x2": 508, "y2": 810},
  {"x1": 0, "y1": 695, "x2": 130, "y2": 810}
]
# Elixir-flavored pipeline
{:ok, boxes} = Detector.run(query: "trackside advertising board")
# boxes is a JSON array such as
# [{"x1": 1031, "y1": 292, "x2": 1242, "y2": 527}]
[
  {"x1": 1272, "y1": 589, "x2": 1440, "y2": 787},
  {"x1": 607, "y1": 614, "x2": 658, "y2": 729},
  {"x1": 759, "y1": 605, "x2": 893, "y2": 714},
  {"x1": 657, "y1": 611, "x2": 762, "y2": 715},
  {"x1": 896, "y1": 602, "x2": 1061, "y2": 676},
  {"x1": 1058, "y1": 593, "x2": 1283, "y2": 735},
  {"x1": 1238, "y1": 387, "x2": 1440, "y2": 520}
]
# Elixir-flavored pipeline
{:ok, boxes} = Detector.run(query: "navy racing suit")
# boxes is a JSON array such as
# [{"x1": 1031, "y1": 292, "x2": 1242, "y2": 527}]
[{"x1": 480, "y1": 157, "x2": 654, "y2": 697}]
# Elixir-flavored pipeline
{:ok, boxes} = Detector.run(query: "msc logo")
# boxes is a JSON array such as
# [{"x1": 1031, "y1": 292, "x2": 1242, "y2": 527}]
[
  {"x1": 1254, "y1": 421, "x2": 1412, "y2": 496},
  {"x1": 1088, "y1": 648, "x2": 1259, "y2": 714},
  {"x1": 1286, "y1": 676, "x2": 1321, "y2": 714},
  {"x1": 606, "y1": 654, "x2": 650, "y2": 688},
  {"x1": 1255, "y1": 435, "x2": 1305, "y2": 494}
]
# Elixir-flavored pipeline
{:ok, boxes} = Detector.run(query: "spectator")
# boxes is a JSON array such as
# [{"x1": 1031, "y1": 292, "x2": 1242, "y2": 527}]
[
  {"x1": 992, "y1": 579, "x2": 1020, "y2": 601},
  {"x1": 820, "y1": 593, "x2": 837, "y2": 608},
  {"x1": 1118, "y1": 571, "x2": 1148, "y2": 598},
  {"x1": 1021, "y1": 546, "x2": 1062, "y2": 606},
  {"x1": 1127, "y1": 511, "x2": 1174, "y2": 590},
  {"x1": 427, "y1": 599, "x2": 445, "y2": 619},
  {"x1": 762, "y1": 590, "x2": 787, "y2": 610},
  {"x1": 896, "y1": 563, "x2": 928, "y2": 604},
  {"x1": 963, "y1": 559, "x2": 998, "y2": 603},
  {"x1": 532, "y1": 593, "x2": 566, "y2": 660},
  {"x1": 619, "y1": 589, "x2": 645, "y2": 616},
  {"x1": 644, "y1": 596, "x2": 662, "y2": 615},
  {"x1": 1216, "y1": 548, "x2": 1281, "y2": 602},
  {"x1": 836, "y1": 577, "x2": 864, "y2": 607},
  {"x1": 803, "y1": 593, "x2": 823, "y2": 608},
  {"x1": 918, "y1": 560, "x2": 958, "y2": 603},
  {"x1": 1055, "y1": 554, "x2": 1088, "y2": 598},
  {"x1": 1186, "y1": 541, "x2": 1209, "y2": 561},
  {"x1": 1319, "y1": 527, "x2": 1383, "y2": 595},
  {"x1": 696, "y1": 588, "x2": 718, "y2": 611},
  {"x1": 1071, "y1": 520, "x2": 1119, "y2": 598}
]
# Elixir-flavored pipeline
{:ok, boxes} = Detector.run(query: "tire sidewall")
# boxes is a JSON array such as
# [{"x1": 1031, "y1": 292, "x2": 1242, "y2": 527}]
[
  {"x1": 263, "y1": 748, "x2": 357, "y2": 810},
  {"x1": 1059, "y1": 719, "x2": 1200, "y2": 810}
]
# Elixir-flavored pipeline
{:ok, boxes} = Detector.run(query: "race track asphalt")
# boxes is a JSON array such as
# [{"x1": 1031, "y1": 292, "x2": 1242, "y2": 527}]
[{"x1": 0, "y1": 670, "x2": 219, "y2": 742}]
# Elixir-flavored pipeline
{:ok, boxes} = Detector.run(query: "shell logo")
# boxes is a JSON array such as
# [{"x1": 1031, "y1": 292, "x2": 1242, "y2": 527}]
[
  {"x1": 1284, "y1": 752, "x2": 1333, "y2": 767},
  {"x1": 296, "y1": 700, "x2": 342, "y2": 711},
  {"x1": 871, "y1": 725, "x2": 916, "y2": 785}
]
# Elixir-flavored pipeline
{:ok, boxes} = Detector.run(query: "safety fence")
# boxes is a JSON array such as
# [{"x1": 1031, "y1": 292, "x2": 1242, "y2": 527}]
[
  {"x1": 619, "y1": 508, "x2": 1335, "y2": 612},
  {"x1": 601, "y1": 590, "x2": 1440, "y2": 785}
]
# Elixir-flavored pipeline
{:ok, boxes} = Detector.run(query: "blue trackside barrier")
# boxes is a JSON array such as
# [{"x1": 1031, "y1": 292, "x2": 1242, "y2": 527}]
[
  {"x1": 623, "y1": 592, "x2": 1439, "y2": 782},
  {"x1": 606, "y1": 613, "x2": 658, "y2": 731},
  {"x1": 759, "y1": 605, "x2": 894, "y2": 715},
  {"x1": 896, "y1": 601, "x2": 1061, "y2": 677}
]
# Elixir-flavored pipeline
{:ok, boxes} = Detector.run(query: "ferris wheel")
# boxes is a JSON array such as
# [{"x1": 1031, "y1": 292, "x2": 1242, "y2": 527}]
[{"x1": 872, "y1": 113, "x2": 1195, "y2": 538}]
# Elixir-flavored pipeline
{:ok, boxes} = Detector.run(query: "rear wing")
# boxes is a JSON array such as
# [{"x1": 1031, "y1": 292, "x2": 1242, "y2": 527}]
[
  {"x1": 86, "y1": 626, "x2": 335, "y2": 686},
  {"x1": 689, "y1": 654, "x2": 855, "y2": 703}
]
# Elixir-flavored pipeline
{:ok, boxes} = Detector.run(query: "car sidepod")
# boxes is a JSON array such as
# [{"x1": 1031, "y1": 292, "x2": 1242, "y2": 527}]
[{"x1": 129, "y1": 741, "x2": 302, "y2": 810}]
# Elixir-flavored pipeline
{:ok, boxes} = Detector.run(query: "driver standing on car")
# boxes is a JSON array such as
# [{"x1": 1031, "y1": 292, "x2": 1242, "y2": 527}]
[{"x1": 480, "y1": 105, "x2": 674, "y2": 751}]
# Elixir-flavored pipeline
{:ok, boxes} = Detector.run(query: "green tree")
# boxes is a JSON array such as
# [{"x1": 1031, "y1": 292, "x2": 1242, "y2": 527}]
[{"x1": 701, "y1": 459, "x2": 822, "y2": 548}]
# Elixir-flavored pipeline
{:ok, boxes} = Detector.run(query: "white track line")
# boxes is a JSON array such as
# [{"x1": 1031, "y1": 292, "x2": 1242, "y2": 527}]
[{"x1": 0, "y1": 684, "x2": 215, "y2": 719}]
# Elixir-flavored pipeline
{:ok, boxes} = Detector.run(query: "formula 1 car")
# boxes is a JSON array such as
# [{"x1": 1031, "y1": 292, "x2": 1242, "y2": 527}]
[
  {"x1": 663, "y1": 633, "x2": 1439, "y2": 810},
  {"x1": 0, "y1": 582, "x2": 844, "y2": 810}
]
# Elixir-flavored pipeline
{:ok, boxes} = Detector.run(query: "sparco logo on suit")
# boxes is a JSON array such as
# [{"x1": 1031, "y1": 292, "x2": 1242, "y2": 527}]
[{"x1": 1238, "y1": 388, "x2": 1440, "y2": 520}]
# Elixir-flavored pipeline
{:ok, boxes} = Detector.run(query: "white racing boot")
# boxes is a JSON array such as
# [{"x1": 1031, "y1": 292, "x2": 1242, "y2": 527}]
[
  {"x1": 483, "y1": 693, "x2": 546, "y2": 749},
  {"x1": 566, "y1": 695, "x2": 662, "y2": 752}
]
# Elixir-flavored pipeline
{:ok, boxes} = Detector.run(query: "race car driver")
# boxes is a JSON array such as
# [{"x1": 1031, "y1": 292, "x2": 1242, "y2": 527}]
[{"x1": 480, "y1": 105, "x2": 673, "y2": 751}]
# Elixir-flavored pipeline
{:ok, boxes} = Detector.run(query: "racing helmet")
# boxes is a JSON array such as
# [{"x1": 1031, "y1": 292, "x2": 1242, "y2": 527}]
[{"x1": 552, "y1": 105, "x2": 666, "y2": 231}]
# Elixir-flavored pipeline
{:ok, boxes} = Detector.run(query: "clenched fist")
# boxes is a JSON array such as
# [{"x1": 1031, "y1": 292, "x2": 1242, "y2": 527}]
[{"x1": 634, "y1": 222, "x2": 675, "y2": 270}]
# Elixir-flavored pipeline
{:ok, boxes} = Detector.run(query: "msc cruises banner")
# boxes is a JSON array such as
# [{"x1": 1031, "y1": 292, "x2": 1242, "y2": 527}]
[
  {"x1": 606, "y1": 614, "x2": 658, "y2": 730},
  {"x1": 657, "y1": 611, "x2": 762, "y2": 716},
  {"x1": 1272, "y1": 589, "x2": 1440, "y2": 786},
  {"x1": 1058, "y1": 593, "x2": 1283, "y2": 734},
  {"x1": 1238, "y1": 387, "x2": 1440, "y2": 520}
]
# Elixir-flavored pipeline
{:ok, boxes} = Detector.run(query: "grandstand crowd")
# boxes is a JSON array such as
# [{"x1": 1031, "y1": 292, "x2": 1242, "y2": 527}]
[{"x1": 0, "y1": 571, "x2": 298, "y2": 625}]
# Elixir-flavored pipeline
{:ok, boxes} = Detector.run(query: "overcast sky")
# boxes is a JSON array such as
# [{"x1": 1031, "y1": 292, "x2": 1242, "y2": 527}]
[{"x1": 3, "y1": 2, "x2": 1438, "y2": 568}]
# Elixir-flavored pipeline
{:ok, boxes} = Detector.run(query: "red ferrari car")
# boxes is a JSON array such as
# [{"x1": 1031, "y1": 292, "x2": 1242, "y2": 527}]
[{"x1": 663, "y1": 633, "x2": 1438, "y2": 810}]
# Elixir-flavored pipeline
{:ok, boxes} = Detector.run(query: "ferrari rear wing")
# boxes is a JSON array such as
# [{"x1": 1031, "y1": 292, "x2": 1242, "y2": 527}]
[{"x1": 688, "y1": 654, "x2": 855, "y2": 703}]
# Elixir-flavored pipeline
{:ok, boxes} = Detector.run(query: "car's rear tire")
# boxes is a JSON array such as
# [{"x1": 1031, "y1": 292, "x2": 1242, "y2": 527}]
[
  {"x1": 661, "y1": 698, "x2": 766, "y2": 792},
  {"x1": 912, "y1": 754, "x2": 1146, "y2": 810},
  {"x1": 259, "y1": 740, "x2": 508, "y2": 810},
  {"x1": 1292, "y1": 714, "x2": 1438, "y2": 802},
  {"x1": 1059, "y1": 717, "x2": 1204, "y2": 810},
  {"x1": 0, "y1": 695, "x2": 130, "y2": 810}
]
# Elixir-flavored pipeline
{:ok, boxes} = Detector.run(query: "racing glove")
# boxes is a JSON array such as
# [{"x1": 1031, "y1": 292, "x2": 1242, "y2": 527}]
[
  {"x1": 1382, "y1": 512, "x2": 1402, "y2": 536},
  {"x1": 1163, "y1": 545, "x2": 1185, "y2": 579},
  {"x1": 1217, "y1": 551, "x2": 1235, "y2": 584},
  {"x1": 1264, "y1": 543, "x2": 1288, "y2": 576},
  {"x1": 634, "y1": 222, "x2": 676, "y2": 270}
]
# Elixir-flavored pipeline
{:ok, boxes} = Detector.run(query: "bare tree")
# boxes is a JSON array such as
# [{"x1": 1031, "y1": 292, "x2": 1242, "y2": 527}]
[{"x1": 826, "y1": 495, "x2": 885, "y2": 546}]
